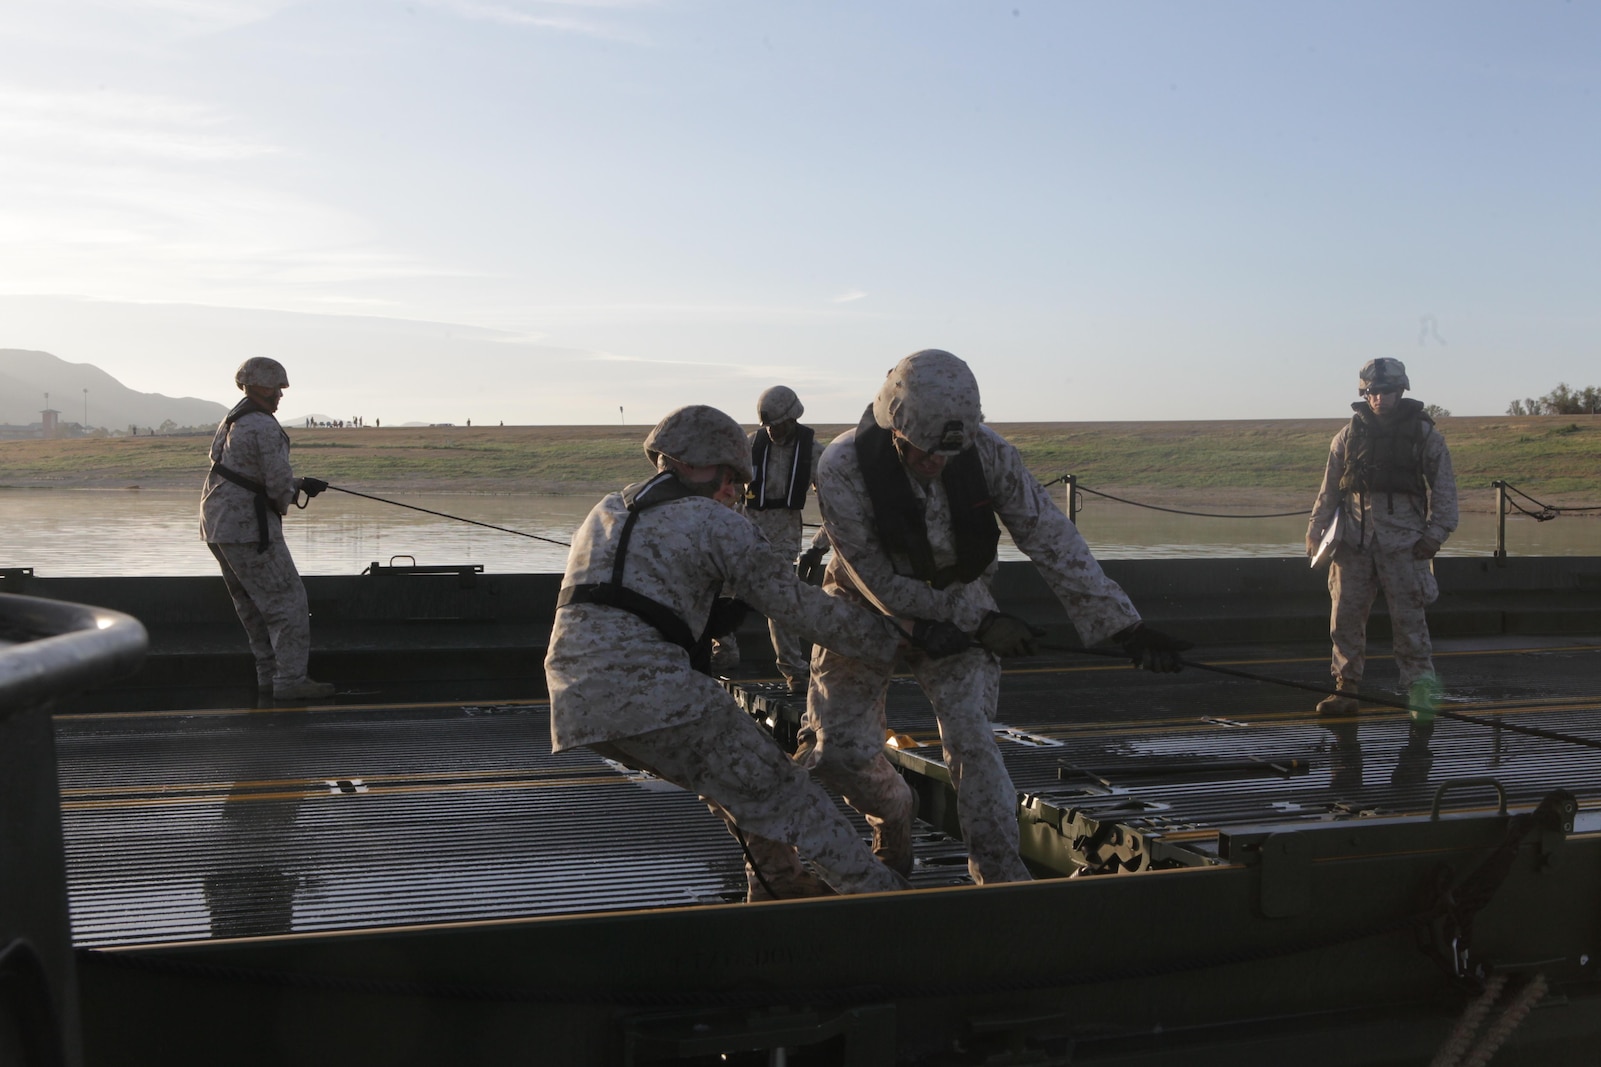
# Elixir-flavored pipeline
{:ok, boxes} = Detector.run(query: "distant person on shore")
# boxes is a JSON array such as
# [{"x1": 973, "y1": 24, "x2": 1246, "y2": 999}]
[
  {"x1": 1306, "y1": 357, "x2": 1458, "y2": 781},
  {"x1": 792, "y1": 349, "x2": 1189, "y2": 883},
  {"x1": 200, "y1": 357, "x2": 335, "y2": 702},
  {"x1": 743, "y1": 385, "x2": 832, "y2": 694},
  {"x1": 544, "y1": 404, "x2": 966, "y2": 900}
]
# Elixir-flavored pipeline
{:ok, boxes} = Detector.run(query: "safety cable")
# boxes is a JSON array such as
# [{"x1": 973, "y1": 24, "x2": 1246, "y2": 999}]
[
  {"x1": 1044, "y1": 643, "x2": 1601, "y2": 752},
  {"x1": 1499, "y1": 480, "x2": 1601, "y2": 522},
  {"x1": 325, "y1": 485, "x2": 572, "y2": 547},
  {"x1": 1039, "y1": 476, "x2": 1305, "y2": 519}
]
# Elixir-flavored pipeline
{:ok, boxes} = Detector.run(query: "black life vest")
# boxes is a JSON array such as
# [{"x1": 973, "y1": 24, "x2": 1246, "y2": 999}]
[
  {"x1": 854, "y1": 419, "x2": 999, "y2": 589},
  {"x1": 1340, "y1": 399, "x2": 1433, "y2": 501},
  {"x1": 748, "y1": 425, "x2": 815, "y2": 511},
  {"x1": 556, "y1": 472, "x2": 745, "y2": 673},
  {"x1": 209, "y1": 398, "x2": 287, "y2": 553}
]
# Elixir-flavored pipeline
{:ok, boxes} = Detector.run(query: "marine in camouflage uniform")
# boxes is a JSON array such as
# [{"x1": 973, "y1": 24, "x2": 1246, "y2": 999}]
[
  {"x1": 546, "y1": 405, "x2": 961, "y2": 899},
  {"x1": 745, "y1": 386, "x2": 830, "y2": 692},
  {"x1": 800, "y1": 350, "x2": 1189, "y2": 884},
  {"x1": 200, "y1": 357, "x2": 334, "y2": 701},
  {"x1": 1308, "y1": 358, "x2": 1458, "y2": 697},
  {"x1": 1307, "y1": 358, "x2": 1458, "y2": 782}
]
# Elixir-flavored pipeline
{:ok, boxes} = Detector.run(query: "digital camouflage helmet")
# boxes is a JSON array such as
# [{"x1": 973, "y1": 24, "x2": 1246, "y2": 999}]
[
  {"x1": 872, "y1": 349, "x2": 983, "y2": 454},
  {"x1": 1358, "y1": 358, "x2": 1410, "y2": 396},
  {"x1": 643, "y1": 405, "x2": 755, "y2": 484},
  {"x1": 757, "y1": 385, "x2": 804, "y2": 426},
  {"x1": 235, "y1": 357, "x2": 290, "y2": 391}
]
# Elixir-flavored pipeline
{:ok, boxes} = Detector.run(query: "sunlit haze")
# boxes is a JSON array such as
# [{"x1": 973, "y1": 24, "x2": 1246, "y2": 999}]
[{"x1": 2, "y1": 2, "x2": 1597, "y2": 425}]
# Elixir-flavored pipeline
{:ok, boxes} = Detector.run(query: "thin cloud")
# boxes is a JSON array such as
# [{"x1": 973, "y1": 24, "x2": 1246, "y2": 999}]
[
  {"x1": 415, "y1": 0, "x2": 652, "y2": 42},
  {"x1": 830, "y1": 289, "x2": 867, "y2": 303},
  {"x1": 0, "y1": 87, "x2": 279, "y2": 161},
  {"x1": 502, "y1": 301, "x2": 885, "y2": 325},
  {"x1": 0, "y1": 85, "x2": 466, "y2": 306},
  {"x1": 0, "y1": 0, "x2": 302, "y2": 48}
]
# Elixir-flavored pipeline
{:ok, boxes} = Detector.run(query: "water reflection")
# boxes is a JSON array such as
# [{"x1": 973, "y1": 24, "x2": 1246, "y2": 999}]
[
  {"x1": 1318, "y1": 713, "x2": 1364, "y2": 793},
  {"x1": 203, "y1": 710, "x2": 307, "y2": 939},
  {"x1": 3, "y1": 487, "x2": 1596, "y2": 577}
]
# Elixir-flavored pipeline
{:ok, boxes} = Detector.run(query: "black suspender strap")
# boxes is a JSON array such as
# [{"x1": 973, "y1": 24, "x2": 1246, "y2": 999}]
[
  {"x1": 555, "y1": 473, "x2": 717, "y2": 668},
  {"x1": 211, "y1": 397, "x2": 284, "y2": 553},
  {"x1": 209, "y1": 462, "x2": 273, "y2": 554}
]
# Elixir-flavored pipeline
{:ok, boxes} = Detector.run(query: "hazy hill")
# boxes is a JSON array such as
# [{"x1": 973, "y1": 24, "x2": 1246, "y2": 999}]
[{"x1": 0, "y1": 349, "x2": 227, "y2": 430}]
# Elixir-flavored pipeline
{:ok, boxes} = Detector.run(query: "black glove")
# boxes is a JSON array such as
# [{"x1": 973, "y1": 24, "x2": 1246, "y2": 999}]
[
  {"x1": 704, "y1": 597, "x2": 750, "y2": 639},
  {"x1": 300, "y1": 477, "x2": 329, "y2": 498},
  {"x1": 1115, "y1": 623, "x2": 1193, "y2": 673},
  {"x1": 797, "y1": 545, "x2": 828, "y2": 584},
  {"x1": 975, "y1": 612, "x2": 1044, "y2": 657},
  {"x1": 910, "y1": 619, "x2": 970, "y2": 659}
]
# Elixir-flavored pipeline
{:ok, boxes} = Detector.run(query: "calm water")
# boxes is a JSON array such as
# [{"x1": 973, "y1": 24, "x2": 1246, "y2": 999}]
[{"x1": 3, "y1": 487, "x2": 1596, "y2": 578}]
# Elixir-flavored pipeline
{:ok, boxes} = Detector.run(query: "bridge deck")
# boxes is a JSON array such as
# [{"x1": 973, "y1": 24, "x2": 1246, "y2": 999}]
[{"x1": 56, "y1": 634, "x2": 1601, "y2": 948}]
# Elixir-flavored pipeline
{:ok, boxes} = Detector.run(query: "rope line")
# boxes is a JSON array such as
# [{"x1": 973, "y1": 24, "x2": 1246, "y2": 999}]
[
  {"x1": 1038, "y1": 477, "x2": 1304, "y2": 519},
  {"x1": 1500, "y1": 480, "x2": 1601, "y2": 522},
  {"x1": 327, "y1": 485, "x2": 571, "y2": 547},
  {"x1": 1048, "y1": 644, "x2": 1601, "y2": 752}
]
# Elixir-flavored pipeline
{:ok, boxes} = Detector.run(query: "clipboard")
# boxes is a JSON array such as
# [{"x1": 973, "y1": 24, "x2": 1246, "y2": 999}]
[{"x1": 1310, "y1": 511, "x2": 1340, "y2": 569}]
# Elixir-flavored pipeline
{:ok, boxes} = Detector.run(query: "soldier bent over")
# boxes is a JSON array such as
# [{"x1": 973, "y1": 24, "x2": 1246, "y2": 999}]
[
  {"x1": 545, "y1": 405, "x2": 964, "y2": 900},
  {"x1": 800, "y1": 350, "x2": 1189, "y2": 885}
]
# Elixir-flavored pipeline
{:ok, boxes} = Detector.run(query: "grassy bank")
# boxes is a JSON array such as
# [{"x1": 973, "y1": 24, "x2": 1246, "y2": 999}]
[{"x1": 2, "y1": 416, "x2": 1598, "y2": 511}]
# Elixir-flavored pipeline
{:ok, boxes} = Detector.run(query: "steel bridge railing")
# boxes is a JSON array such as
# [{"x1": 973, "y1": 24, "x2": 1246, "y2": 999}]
[{"x1": 1, "y1": 593, "x2": 147, "y2": 1067}]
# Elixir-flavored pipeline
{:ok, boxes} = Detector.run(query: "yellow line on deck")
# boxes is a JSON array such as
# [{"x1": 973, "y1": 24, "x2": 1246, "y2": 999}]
[
  {"x1": 1002, "y1": 643, "x2": 1601, "y2": 677},
  {"x1": 994, "y1": 693, "x2": 1601, "y2": 743},
  {"x1": 61, "y1": 772, "x2": 635, "y2": 812},
  {"x1": 59, "y1": 763, "x2": 605, "y2": 798},
  {"x1": 53, "y1": 697, "x2": 550, "y2": 723}
]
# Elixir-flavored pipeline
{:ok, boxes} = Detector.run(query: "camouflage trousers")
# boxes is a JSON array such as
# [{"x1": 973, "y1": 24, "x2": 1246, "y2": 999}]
[
  {"x1": 1328, "y1": 541, "x2": 1439, "y2": 690},
  {"x1": 800, "y1": 643, "x2": 1032, "y2": 885},
  {"x1": 768, "y1": 616, "x2": 811, "y2": 689},
  {"x1": 590, "y1": 700, "x2": 906, "y2": 897},
  {"x1": 751, "y1": 511, "x2": 811, "y2": 687},
  {"x1": 208, "y1": 541, "x2": 312, "y2": 688}
]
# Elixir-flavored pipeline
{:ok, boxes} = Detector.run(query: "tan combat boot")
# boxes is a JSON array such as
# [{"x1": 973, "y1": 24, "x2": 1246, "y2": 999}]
[
  {"x1": 871, "y1": 814, "x2": 914, "y2": 878},
  {"x1": 274, "y1": 678, "x2": 336, "y2": 701},
  {"x1": 1316, "y1": 678, "x2": 1359, "y2": 717}
]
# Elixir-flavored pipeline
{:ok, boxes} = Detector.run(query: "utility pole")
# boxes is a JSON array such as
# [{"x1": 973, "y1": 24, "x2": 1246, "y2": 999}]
[{"x1": 83, "y1": 388, "x2": 89, "y2": 428}]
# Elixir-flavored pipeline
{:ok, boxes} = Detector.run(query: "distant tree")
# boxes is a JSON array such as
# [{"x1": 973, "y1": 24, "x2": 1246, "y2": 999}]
[
  {"x1": 1506, "y1": 383, "x2": 1601, "y2": 416},
  {"x1": 1423, "y1": 403, "x2": 1451, "y2": 419},
  {"x1": 157, "y1": 419, "x2": 178, "y2": 435}
]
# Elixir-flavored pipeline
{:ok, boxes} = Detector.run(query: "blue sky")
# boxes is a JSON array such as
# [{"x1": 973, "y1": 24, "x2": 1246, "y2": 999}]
[{"x1": 2, "y1": 1, "x2": 1597, "y2": 425}]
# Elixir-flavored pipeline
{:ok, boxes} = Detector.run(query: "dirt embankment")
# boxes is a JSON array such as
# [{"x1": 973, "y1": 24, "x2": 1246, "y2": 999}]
[{"x1": 2, "y1": 417, "x2": 1598, "y2": 514}]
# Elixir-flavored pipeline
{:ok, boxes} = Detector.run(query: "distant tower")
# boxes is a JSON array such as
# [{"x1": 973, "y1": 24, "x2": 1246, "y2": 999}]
[{"x1": 41, "y1": 408, "x2": 60, "y2": 439}]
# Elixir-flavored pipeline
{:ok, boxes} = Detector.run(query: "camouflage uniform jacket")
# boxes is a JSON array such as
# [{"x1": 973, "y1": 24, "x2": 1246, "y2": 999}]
[
  {"x1": 817, "y1": 423, "x2": 1141, "y2": 647},
  {"x1": 546, "y1": 489, "x2": 902, "y2": 752},
  {"x1": 1309, "y1": 418, "x2": 1458, "y2": 554},
  {"x1": 200, "y1": 410, "x2": 297, "y2": 544}
]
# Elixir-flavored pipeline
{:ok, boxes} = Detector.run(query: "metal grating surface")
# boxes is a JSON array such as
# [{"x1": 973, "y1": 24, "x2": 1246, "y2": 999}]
[
  {"x1": 880, "y1": 638, "x2": 1601, "y2": 841},
  {"x1": 56, "y1": 701, "x2": 969, "y2": 947},
  {"x1": 54, "y1": 636, "x2": 1600, "y2": 946}
]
